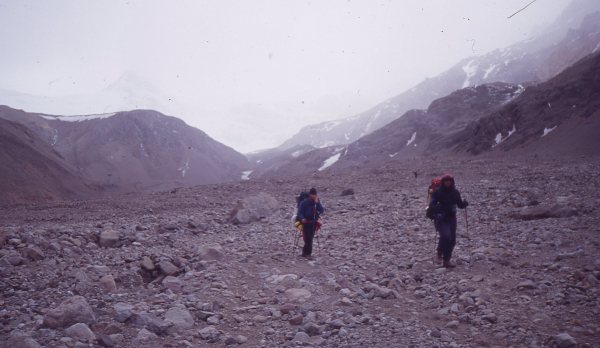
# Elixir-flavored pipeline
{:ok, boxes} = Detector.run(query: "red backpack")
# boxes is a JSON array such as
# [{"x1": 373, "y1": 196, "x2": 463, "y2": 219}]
[{"x1": 427, "y1": 177, "x2": 442, "y2": 203}]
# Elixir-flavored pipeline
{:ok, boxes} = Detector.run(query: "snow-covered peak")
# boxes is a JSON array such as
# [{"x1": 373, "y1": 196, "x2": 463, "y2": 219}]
[{"x1": 40, "y1": 112, "x2": 116, "y2": 122}]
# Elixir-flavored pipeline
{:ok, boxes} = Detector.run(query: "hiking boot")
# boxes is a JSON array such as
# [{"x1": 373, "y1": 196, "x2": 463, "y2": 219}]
[
  {"x1": 435, "y1": 251, "x2": 443, "y2": 264},
  {"x1": 443, "y1": 260, "x2": 456, "y2": 268}
]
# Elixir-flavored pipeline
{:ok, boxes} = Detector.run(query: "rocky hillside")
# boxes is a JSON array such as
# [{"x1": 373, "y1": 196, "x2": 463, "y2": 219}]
[
  {"x1": 253, "y1": 82, "x2": 527, "y2": 177},
  {"x1": 340, "y1": 83, "x2": 527, "y2": 165},
  {"x1": 0, "y1": 106, "x2": 249, "y2": 193},
  {"x1": 1, "y1": 157, "x2": 598, "y2": 347},
  {"x1": 255, "y1": 50, "x2": 600, "y2": 178},
  {"x1": 0, "y1": 118, "x2": 91, "y2": 204},
  {"x1": 276, "y1": 0, "x2": 600, "y2": 151},
  {"x1": 450, "y1": 52, "x2": 600, "y2": 156}
]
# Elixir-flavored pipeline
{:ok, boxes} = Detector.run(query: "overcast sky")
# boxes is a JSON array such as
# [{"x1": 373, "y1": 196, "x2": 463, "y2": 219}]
[{"x1": 0, "y1": 0, "x2": 572, "y2": 152}]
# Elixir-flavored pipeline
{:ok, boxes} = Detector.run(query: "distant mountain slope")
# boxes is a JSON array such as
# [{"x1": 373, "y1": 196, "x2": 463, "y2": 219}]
[
  {"x1": 0, "y1": 118, "x2": 91, "y2": 204},
  {"x1": 340, "y1": 83, "x2": 526, "y2": 165},
  {"x1": 0, "y1": 106, "x2": 249, "y2": 191},
  {"x1": 258, "y1": 82, "x2": 525, "y2": 176},
  {"x1": 245, "y1": 144, "x2": 317, "y2": 180},
  {"x1": 255, "y1": 51, "x2": 600, "y2": 177},
  {"x1": 277, "y1": 1, "x2": 600, "y2": 151},
  {"x1": 450, "y1": 51, "x2": 600, "y2": 156}
]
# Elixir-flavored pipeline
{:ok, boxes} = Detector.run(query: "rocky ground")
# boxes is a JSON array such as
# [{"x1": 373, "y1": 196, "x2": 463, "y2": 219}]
[{"x1": 1, "y1": 156, "x2": 599, "y2": 348}]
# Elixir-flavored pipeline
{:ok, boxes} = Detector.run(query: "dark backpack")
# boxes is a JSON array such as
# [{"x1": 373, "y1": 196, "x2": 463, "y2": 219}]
[
  {"x1": 296, "y1": 191, "x2": 309, "y2": 208},
  {"x1": 294, "y1": 191, "x2": 309, "y2": 222}
]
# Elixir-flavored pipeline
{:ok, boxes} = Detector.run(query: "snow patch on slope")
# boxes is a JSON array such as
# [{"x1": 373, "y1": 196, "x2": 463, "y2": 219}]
[
  {"x1": 241, "y1": 170, "x2": 253, "y2": 180},
  {"x1": 178, "y1": 160, "x2": 190, "y2": 178},
  {"x1": 542, "y1": 126, "x2": 557, "y2": 137},
  {"x1": 483, "y1": 64, "x2": 498, "y2": 80},
  {"x1": 492, "y1": 124, "x2": 516, "y2": 148},
  {"x1": 318, "y1": 153, "x2": 341, "y2": 171},
  {"x1": 406, "y1": 132, "x2": 417, "y2": 146}
]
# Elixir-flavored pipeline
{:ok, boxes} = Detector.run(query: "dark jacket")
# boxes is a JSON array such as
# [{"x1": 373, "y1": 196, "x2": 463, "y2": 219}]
[
  {"x1": 297, "y1": 198, "x2": 324, "y2": 224},
  {"x1": 429, "y1": 181, "x2": 467, "y2": 219}
]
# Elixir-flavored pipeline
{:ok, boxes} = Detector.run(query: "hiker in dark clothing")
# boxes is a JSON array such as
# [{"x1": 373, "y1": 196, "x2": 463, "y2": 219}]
[
  {"x1": 297, "y1": 188, "x2": 325, "y2": 259},
  {"x1": 428, "y1": 174, "x2": 468, "y2": 268}
]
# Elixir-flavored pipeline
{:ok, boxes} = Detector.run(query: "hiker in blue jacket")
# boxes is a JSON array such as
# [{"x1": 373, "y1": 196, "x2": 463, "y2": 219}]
[
  {"x1": 297, "y1": 188, "x2": 325, "y2": 259},
  {"x1": 428, "y1": 174, "x2": 468, "y2": 268}
]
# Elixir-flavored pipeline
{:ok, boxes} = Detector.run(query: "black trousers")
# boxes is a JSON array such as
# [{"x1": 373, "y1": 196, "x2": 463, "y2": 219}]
[
  {"x1": 435, "y1": 215, "x2": 457, "y2": 262},
  {"x1": 302, "y1": 224, "x2": 316, "y2": 256}
]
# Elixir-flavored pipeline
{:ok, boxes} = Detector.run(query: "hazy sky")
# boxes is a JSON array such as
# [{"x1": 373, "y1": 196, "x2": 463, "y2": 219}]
[{"x1": 0, "y1": 0, "x2": 572, "y2": 152}]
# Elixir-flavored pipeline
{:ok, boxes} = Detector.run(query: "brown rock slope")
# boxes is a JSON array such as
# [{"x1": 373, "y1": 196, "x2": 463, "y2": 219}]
[
  {"x1": 452, "y1": 51, "x2": 600, "y2": 156},
  {"x1": 0, "y1": 107, "x2": 249, "y2": 192},
  {"x1": 0, "y1": 118, "x2": 90, "y2": 204}
]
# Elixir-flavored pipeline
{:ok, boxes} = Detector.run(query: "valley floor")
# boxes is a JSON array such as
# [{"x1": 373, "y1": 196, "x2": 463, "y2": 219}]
[{"x1": 1, "y1": 157, "x2": 599, "y2": 347}]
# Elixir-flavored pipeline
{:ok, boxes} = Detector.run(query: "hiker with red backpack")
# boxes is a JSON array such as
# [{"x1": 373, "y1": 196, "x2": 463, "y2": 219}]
[
  {"x1": 426, "y1": 174, "x2": 468, "y2": 268},
  {"x1": 297, "y1": 188, "x2": 325, "y2": 260}
]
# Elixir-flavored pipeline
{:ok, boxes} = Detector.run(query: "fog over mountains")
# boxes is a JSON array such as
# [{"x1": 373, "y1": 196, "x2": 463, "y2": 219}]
[
  {"x1": 275, "y1": 0, "x2": 600, "y2": 152},
  {"x1": 0, "y1": 0, "x2": 599, "y2": 200}
]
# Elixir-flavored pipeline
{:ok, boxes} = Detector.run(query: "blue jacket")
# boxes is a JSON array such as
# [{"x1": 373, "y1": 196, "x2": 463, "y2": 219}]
[{"x1": 297, "y1": 198, "x2": 324, "y2": 224}]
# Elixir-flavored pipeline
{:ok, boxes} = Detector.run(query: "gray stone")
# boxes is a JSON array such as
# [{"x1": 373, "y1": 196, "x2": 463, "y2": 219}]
[
  {"x1": 65, "y1": 323, "x2": 96, "y2": 342},
  {"x1": 329, "y1": 319, "x2": 344, "y2": 329},
  {"x1": 113, "y1": 303, "x2": 134, "y2": 322},
  {"x1": 140, "y1": 256, "x2": 155, "y2": 271},
  {"x1": 197, "y1": 245, "x2": 225, "y2": 261},
  {"x1": 303, "y1": 322, "x2": 323, "y2": 336},
  {"x1": 292, "y1": 331, "x2": 310, "y2": 343},
  {"x1": 164, "y1": 307, "x2": 195, "y2": 332},
  {"x1": 98, "y1": 274, "x2": 117, "y2": 292},
  {"x1": 229, "y1": 192, "x2": 278, "y2": 224},
  {"x1": 513, "y1": 204, "x2": 578, "y2": 220},
  {"x1": 43, "y1": 296, "x2": 96, "y2": 329},
  {"x1": 130, "y1": 312, "x2": 172, "y2": 335},
  {"x1": 207, "y1": 315, "x2": 220, "y2": 325},
  {"x1": 21, "y1": 246, "x2": 45, "y2": 261},
  {"x1": 97, "y1": 334, "x2": 115, "y2": 347},
  {"x1": 199, "y1": 326, "x2": 220, "y2": 342},
  {"x1": 289, "y1": 314, "x2": 304, "y2": 325},
  {"x1": 162, "y1": 276, "x2": 182, "y2": 292},
  {"x1": 252, "y1": 315, "x2": 269, "y2": 323},
  {"x1": 554, "y1": 333, "x2": 577, "y2": 348},
  {"x1": 445, "y1": 320, "x2": 459, "y2": 329},
  {"x1": 284, "y1": 288, "x2": 311, "y2": 302},
  {"x1": 516, "y1": 280, "x2": 537, "y2": 289},
  {"x1": 481, "y1": 313, "x2": 498, "y2": 323},
  {"x1": 134, "y1": 328, "x2": 158, "y2": 342},
  {"x1": 158, "y1": 260, "x2": 179, "y2": 276},
  {"x1": 99, "y1": 230, "x2": 120, "y2": 248},
  {"x1": 4, "y1": 335, "x2": 42, "y2": 348}
]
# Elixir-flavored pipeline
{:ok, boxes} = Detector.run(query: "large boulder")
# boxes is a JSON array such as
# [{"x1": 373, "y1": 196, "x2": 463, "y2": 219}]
[
  {"x1": 164, "y1": 307, "x2": 195, "y2": 332},
  {"x1": 229, "y1": 192, "x2": 278, "y2": 224},
  {"x1": 65, "y1": 323, "x2": 96, "y2": 342},
  {"x1": 43, "y1": 296, "x2": 96, "y2": 329},
  {"x1": 3, "y1": 335, "x2": 42, "y2": 348},
  {"x1": 284, "y1": 288, "x2": 312, "y2": 302},
  {"x1": 554, "y1": 333, "x2": 577, "y2": 348},
  {"x1": 98, "y1": 230, "x2": 120, "y2": 247},
  {"x1": 511, "y1": 204, "x2": 578, "y2": 220},
  {"x1": 197, "y1": 245, "x2": 224, "y2": 261}
]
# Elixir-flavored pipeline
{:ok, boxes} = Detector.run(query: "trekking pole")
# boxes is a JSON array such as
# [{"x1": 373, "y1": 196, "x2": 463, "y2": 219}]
[
  {"x1": 292, "y1": 231, "x2": 299, "y2": 251},
  {"x1": 464, "y1": 207, "x2": 469, "y2": 235}
]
